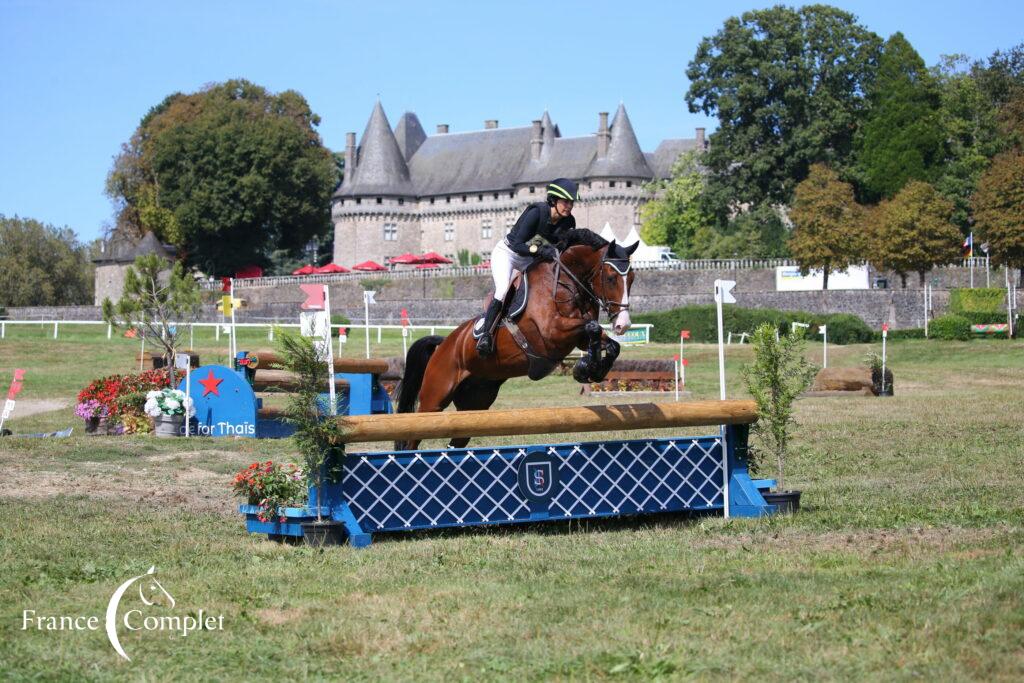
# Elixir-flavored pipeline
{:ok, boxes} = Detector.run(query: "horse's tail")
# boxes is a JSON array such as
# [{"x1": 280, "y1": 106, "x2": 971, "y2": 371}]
[{"x1": 395, "y1": 335, "x2": 445, "y2": 415}]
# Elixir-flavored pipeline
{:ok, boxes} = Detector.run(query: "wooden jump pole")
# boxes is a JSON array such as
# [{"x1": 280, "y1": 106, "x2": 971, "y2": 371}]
[
  {"x1": 335, "y1": 400, "x2": 757, "y2": 445},
  {"x1": 252, "y1": 369, "x2": 349, "y2": 393},
  {"x1": 247, "y1": 350, "x2": 389, "y2": 375}
]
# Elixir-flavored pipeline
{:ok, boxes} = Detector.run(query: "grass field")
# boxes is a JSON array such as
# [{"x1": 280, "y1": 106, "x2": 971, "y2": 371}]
[{"x1": 1, "y1": 326, "x2": 1022, "y2": 680}]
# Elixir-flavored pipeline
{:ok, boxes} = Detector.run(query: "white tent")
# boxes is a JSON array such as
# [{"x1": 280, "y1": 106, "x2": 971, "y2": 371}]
[
  {"x1": 622, "y1": 226, "x2": 646, "y2": 248},
  {"x1": 599, "y1": 222, "x2": 616, "y2": 242}
]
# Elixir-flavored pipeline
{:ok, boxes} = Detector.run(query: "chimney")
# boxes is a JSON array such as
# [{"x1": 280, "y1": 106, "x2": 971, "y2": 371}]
[
  {"x1": 484, "y1": 119, "x2": 498, "y2": 129},
  {"x1": 345, "y1": 132, "x2": 357, "y2": 172},
  {"x1": 531, "y1": 119, "x2": 543, "y2": 161},
  {"x1": 696, "y1": 127, "x2": 706, "y2": 150},
  {"x1": 436, "y1": 123, "x2": 449, "y2": 134},
  {"x1": 597, "y1": 112, "x2": 610, "y2": 158}
]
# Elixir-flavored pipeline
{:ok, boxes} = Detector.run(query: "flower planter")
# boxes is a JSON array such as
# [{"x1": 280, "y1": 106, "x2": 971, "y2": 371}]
[
  {"x1": 301, "y1": 520, "x2": 343, "y2": 547},
  {"x1": 154, "y1": 414, "x2": 184, "y2": 438},
  {"x1": 761, "y1": 489, "x2": 801, "y2": 514}
]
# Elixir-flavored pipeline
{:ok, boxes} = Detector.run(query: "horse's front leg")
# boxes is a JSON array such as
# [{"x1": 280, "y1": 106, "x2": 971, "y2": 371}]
[
  {"x1": 588, "y1": 333, "x2": 620, "y2": 382},
  {"x1": 572, "y1": 320, "x2": 604, "y2": 384}
]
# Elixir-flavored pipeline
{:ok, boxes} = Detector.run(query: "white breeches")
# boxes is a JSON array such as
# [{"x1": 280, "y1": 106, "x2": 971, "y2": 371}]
[{"x1": 490, "y1": 241, "x2": 534, "y2": 302}]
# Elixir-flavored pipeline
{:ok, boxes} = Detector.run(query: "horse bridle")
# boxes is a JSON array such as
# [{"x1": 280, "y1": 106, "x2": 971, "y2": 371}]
[{"x1": 552, "y1": 247, "x2": 631, "y2": 320}]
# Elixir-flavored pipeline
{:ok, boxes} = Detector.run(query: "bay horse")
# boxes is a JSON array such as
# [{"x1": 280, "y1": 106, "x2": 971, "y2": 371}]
[{"x1": 394, "y1": 239, "x2": 638, "y2": 450}]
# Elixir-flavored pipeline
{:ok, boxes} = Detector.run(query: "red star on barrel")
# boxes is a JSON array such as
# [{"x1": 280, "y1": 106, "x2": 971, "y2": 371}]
[{"x1": 198, "y1": 369, "x2": 223, "y2": 397}]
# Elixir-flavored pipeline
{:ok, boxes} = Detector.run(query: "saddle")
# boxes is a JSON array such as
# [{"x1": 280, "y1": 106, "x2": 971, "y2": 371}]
[
  {"x1": 472, "y1": 266, "x2": 558, "y2": 381},
  {"x1": 472, "y1": 270, "x2": 530, "y2": 339}
]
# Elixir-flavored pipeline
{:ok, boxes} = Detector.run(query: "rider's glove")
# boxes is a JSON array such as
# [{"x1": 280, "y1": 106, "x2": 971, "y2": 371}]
[{"x1": 533, "y1": 245, "x2": 558, "y2": 261}]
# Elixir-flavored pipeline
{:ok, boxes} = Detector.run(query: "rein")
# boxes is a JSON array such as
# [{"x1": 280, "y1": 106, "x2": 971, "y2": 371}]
[{"x1": 551, "y1": 248, "x2": 630, "y2": 319}]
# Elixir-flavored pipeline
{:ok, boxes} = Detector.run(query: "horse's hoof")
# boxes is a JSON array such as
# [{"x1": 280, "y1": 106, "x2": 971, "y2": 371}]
[{"x1": 572, "y1": 360, "x2": 592, "y2": 384}]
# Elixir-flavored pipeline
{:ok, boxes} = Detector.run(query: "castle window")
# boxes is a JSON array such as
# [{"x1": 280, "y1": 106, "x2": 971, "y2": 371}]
[
  {"x1": 505, "y1": 217, "x2": 514, "y2": 235},
  {"x1": 376, "y1": 197, "x2": 383, "y2": 204},
  {"x1": 398, "y1": 198, "x2": 404, "y2": 205},
  {"x1": 478, "y1": 194, "x2": 483, "y2": 201},
  {"x1": 444, "y1": 222, "x2": 455, "y2": 242},
  {"x1": 509, "y1": 192, "x2": 514, "y2": 199},
  {"x1": 356, "y1": 198, "x2": 361, "y2": 205},
  {"x1": 493, "y1": 193, "x2": 499, "y2": 200},
  {"x1": 383, "y1": 223, "x2": 398, "y2": 241},
  {"x1": 446, "y1": 196, "x2": 451, "y2": 204},
  {"x1": 626, "y1": 181, "x2": 632, "y2": 188},
  {"x1": 529, "y1": 186, "x2": 535, "y2": 194},
  {"x1": 481, "y1": 219, "x2": 492, "y2": 240},
  {"x1": 609, "y1": 181, "x2": 616, "y2": 188},
  {"x1": 462, "y1": 195, "x2": 467, "y2": 202}
]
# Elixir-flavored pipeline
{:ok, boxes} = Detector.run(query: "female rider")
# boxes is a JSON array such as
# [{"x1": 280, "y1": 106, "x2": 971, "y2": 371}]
[{"x1": 476, "y1": 178, "x2": 595, "y2": 356}]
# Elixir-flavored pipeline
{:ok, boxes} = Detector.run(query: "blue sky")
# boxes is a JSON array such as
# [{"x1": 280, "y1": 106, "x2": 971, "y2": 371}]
[{"x1": 1, "y1": 0, "x2": 1021, "y2": 242}]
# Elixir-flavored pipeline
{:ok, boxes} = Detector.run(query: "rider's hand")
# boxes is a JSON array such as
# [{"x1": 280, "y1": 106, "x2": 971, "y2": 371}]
[{"x1": 535, "y1": 245, "x2": 558, "y2": 261}]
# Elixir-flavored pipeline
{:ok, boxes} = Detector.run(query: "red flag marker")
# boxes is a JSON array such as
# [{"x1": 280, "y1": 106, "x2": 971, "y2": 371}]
[
  {"x1": 221, "y1": 277, "x2": 232, "y2": 292},
  {"x1": 682, "y1": 359, "x2": 689, "y2": 366},
  {"x1": 299, "y1": 284, "x2": 326, "y2": 310},
  {"x1": 400, "y1": 308, "x2": 410, "y2": 327},
  {"x1": 681, "y1": 330, "x2": 690, "y2": 339}
]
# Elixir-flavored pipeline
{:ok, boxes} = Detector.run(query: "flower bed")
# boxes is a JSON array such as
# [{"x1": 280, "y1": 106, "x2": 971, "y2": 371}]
[{"x1": 75, "y1": 369, "x2": 184, "y2": 434}]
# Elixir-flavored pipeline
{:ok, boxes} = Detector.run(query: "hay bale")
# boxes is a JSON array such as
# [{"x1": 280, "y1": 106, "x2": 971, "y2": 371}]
[{"x1": 811, "y1": 367, "x2": 874, "y2": 393}]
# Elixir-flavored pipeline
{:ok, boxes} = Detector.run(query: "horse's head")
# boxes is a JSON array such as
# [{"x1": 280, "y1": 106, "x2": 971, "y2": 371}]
[{"x1": 591, "y1": 240, "x2": 638, "y2": 335}]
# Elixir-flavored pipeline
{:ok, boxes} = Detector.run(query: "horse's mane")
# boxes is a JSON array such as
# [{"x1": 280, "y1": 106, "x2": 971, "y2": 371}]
[{"x1": 557, "y1": 229, "x2": 608, "y2": 252}]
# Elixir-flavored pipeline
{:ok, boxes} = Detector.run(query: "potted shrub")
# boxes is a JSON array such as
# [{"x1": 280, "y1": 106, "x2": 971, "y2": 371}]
[
  {"x1": 277, "y1": 332, "x2": 345, "y2": 546},
  {"x1": 863, "y1": 351, "x2": 894, "y2": 396},
  {"x1": 741, "y1": 323, "x2": 818, "y2": 513},
  {"x1": 74, "y1": 400, "x2": 110, "y2": 434},
  {"x1": 143, "y1": 387, "x2": 194, "y2": 437}
]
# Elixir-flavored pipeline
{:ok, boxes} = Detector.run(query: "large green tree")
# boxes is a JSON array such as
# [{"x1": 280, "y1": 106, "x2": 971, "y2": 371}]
[
  {"x1": 640, "y1": 152, "x2": 714, "y2": 257},
  {"x1": 972, "y1": 151, "x2": 1024, "y2": 277},
  {"x1": 854, "y1": 33, "x2": 945, "y2": 201},
  {"x1": 931, "y1": 55, "x2": 1005, "y2": 231},
  {"x1": 0, "y1": 216, "x2": 94, "y2": 307},
  {"x1": 788, "y1": 164, "x2": 864, "y2": 289},
  {"x1": 685, "y1": 5, "x2": 882, "y2": 213},
  {"x1": 871, "y1": 181, "x2": 961, "y2": 287},
  {"x1": 106, "y1": 79, "x2": 336, "y2": 276}
]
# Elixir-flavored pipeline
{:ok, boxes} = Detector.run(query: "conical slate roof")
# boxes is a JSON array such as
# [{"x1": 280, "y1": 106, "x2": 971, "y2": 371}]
[
  {"x1": 394, "y1": 112, "x2": 427, "y2": 161},
  {"x1": 336, "y1": 101, "x2": 415, "y2": 197},
  {"x1": 586, "y1": 104, "x2": 653, "y2": 179}
]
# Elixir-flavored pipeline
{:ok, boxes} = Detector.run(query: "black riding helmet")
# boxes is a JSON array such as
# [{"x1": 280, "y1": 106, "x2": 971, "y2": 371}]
[{"x1": 546, "y1": 178, "x2": 580, "y2": 204}]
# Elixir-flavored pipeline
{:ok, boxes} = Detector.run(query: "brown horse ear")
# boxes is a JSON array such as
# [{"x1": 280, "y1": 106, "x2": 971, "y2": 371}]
[{"x1": 626, "y1": 241, "x2": 639, "y2": 256}]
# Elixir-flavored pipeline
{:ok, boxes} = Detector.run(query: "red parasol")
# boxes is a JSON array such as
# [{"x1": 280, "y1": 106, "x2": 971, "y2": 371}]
[
  {"x1": 292, "y1": 264, "x2": 316, "y2": 275},
  {"x1": 313, "y1": 263, "x2": 350, "y2": 274},
  {"x1": 351, "y1": 260, "x2": 388, "y2": 272},
  {"x1": 418, "y1": 251, "x2": 453, "y2": 264}
]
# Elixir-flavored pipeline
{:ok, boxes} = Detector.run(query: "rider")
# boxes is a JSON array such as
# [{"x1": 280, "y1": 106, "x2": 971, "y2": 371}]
[{"x1": 476, "y1": 178, "x2": 588, "y2": 356}]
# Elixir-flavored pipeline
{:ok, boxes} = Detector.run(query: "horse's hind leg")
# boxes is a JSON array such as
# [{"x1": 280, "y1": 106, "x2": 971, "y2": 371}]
[
  {"x1": 396, "y1": 355, "x2": 466, "y2": 452},
  {"x1": 447, "y1": 377, "x2": 505, "y2": 449}
]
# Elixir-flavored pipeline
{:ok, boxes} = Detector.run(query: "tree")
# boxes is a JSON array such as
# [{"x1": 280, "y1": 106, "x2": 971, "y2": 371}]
[
  {"x1": 931, "y1": 55, "x2": 1005, "y2": 231},
  {"x1": 686, "y1": 5, "x2": 882, "y2": 212},
  {"x1": 854, "y1": 33, "x2": 945, "y2": 201},
  {"x1": 788, "y1": 164, "x2": 864, "y2": 289},
  {"x1": 972, "y1": 151, "x2": 1024, "y2": 278},
  {"x1": 871, "y1": 181, "x2": 961, "y2": 287},
  {"x1": 102, "y1": 254, "x2": 202, "y2": 386},
  {"x1": 106, "y1": 79, "x2": 336, "y2": 276},
  {"x1": 0, "y1": 216, "x2": 94, "y2": 307},
  {"x1": 640, "y1": 152, "x2": 714, "y2": 257}
]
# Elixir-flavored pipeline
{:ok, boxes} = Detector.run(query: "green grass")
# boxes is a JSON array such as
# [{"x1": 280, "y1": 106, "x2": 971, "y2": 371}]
[{"x1": 1, "y1": 331, "x2": 1023, "y2": 680}]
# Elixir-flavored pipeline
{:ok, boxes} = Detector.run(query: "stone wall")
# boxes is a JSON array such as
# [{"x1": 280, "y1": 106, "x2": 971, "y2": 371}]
[{"x1": 11, "y1": 265, "x2": 1020, "y2": 331}]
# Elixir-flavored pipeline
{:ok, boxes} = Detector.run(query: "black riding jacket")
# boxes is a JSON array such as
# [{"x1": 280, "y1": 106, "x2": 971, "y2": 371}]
[{"x1": 505, "y1": 202, "x2": 577, "y2": 256}]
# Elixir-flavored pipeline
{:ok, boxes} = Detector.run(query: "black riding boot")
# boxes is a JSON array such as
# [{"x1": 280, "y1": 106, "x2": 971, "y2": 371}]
[{"x1": 475, "y1": 299, "x2": 503, "y2": 356}]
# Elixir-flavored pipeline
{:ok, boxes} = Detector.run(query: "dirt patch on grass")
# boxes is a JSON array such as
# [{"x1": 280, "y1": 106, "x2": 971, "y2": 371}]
[
  {"x1": 256, "y1": 608, "x2": 306, "y2": 626},
  {"x1": 6, "y1": 399, "x2": 69, "y2": 418},
  {"x1": 0, "y1": 460, "x2": 236, "y2": 516}
]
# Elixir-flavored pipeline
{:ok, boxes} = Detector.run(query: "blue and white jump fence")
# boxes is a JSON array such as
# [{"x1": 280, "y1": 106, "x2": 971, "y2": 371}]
[{"x1": 239, "y1": 400, "x2": 777, "y2": 547}]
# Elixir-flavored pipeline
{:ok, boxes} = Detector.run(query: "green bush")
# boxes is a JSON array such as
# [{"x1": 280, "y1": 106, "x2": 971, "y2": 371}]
[
  {"x1": 882, "y1": 327, "x2": 926, "y2": 341},
  {"x1": 633, "y1": 306, "x2": 872, "y2": 345},
  {"x1": 949, "y1": 288, "x2": 1005, "y2": 315},
  {"x1": 929, "y1": 314, "x2": 972, "y2": 340}
]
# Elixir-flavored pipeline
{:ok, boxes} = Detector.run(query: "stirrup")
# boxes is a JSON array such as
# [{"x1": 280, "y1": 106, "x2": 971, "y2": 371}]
[{"x1": 476, "y1": 333, "x2": 494, "y2": 356}]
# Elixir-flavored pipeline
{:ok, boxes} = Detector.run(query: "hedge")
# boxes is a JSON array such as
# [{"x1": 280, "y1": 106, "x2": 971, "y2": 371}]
[
  {"x1": 949, "y1": 288, "x2": 1006, "y2": 316},
  {"x1": 929, "y1": 314, "x2": 973, "y2": 340},
  {"x1": 632, "y1": 305, "x2": 874, "y2": 345}
]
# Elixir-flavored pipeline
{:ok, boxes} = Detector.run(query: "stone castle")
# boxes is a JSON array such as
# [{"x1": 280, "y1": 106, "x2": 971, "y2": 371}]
[{"x1": 332, "y1": 102, "x2": 706, "y2": 266}]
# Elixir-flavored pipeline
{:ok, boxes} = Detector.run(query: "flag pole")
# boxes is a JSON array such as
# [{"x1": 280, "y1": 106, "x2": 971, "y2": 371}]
[
  {"x1": 229, "y1": 278, "x2": 237, "y2": 361},
  {"x1": 324, "y1": 285, "x2": 337, "y2": 416}
]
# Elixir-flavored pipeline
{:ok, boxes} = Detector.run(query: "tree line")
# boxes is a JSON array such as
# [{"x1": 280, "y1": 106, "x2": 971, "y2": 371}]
[{"x1": 643, "y1": 5, "x2": 1024, "y2": 283}]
